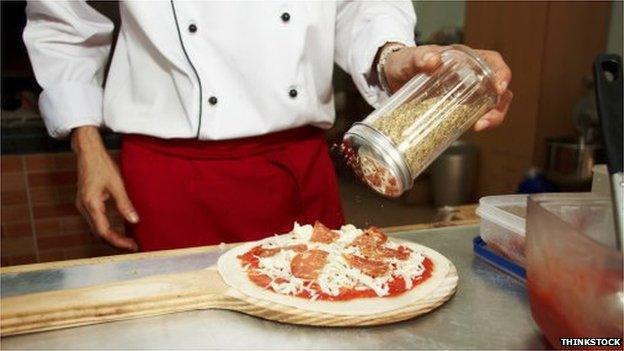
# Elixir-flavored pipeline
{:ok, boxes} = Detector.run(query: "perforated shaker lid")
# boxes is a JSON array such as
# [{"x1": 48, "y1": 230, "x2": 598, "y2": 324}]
[{"x1": 342, "y1": 123, "x2": 412, "y2": 198}]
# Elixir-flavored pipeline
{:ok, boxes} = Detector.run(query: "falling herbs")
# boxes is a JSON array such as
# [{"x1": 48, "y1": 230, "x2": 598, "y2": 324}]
[{"x1": 370, "y1": 97, "x2": 489, "y2": 177}]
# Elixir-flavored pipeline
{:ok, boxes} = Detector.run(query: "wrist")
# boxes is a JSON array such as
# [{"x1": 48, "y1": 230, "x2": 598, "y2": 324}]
[
  {"x1": 376, "y1": 43, "x2": 407, "y2": 93},
  {"x1": 71, "y1": 126, "x2": 105, "y2": 156}
]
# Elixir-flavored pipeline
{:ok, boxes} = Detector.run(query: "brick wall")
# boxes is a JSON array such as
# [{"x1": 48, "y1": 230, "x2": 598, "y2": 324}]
[{"x1": 1, "y1": 152, "x2": 124, "y2": 266}]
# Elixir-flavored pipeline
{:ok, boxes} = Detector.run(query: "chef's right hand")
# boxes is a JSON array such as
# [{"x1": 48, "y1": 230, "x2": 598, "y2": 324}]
[{"x1": 71, "y1": 126, "x2": 139, "y2": 251}]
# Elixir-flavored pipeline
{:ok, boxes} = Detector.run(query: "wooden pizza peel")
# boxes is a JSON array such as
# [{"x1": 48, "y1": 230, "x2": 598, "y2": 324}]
[{"x1": 1, "y1": 248, "x2": 458, "y2": 336}]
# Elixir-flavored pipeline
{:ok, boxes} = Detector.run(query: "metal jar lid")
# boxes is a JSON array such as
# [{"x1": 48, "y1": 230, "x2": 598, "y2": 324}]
[{"x1": 342, "y1": 122, "x2": 412, "y2": 197}]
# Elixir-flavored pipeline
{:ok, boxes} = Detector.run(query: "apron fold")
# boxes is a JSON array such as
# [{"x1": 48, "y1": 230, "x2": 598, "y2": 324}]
[{"x1": 120, "y1": 127, "x2": 345, "y2": 251}]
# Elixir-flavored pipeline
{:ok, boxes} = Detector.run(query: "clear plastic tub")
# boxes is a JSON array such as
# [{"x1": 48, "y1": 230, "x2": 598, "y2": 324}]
[
  {"x1": 476, "y1": 194, "x2": 528, "y2": 266},
  {"x1": 526, "y1": 193, "x2": 622, "y2": 345},
  {"x1": 343, "y1": 45, "x2": 499, "y2": 197}
]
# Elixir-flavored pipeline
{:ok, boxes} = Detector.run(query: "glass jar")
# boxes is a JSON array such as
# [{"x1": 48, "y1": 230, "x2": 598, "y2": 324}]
[{"x1": 342, "y1": 45, "x2": 499, "y2": 197}]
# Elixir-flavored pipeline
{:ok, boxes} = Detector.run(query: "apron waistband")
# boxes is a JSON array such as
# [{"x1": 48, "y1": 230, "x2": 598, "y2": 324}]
[{"x1": 122, "y1": 126, "x2": 325, "y2": 159}]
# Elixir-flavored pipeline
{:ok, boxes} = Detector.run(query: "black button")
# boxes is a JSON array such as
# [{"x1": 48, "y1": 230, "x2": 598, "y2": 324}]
[
  {"x1": 281, "y1": 12, "x2": 290, "y2": 22},
  {"x1": 288, "y1": 89, "x2": 298, "y2": 98},
  {"x1": 188, "y1": 24, "x2": 197, "y2": 33},
  {"x1": 208, "y1": 96, "x2": 218, "y2": 105}
]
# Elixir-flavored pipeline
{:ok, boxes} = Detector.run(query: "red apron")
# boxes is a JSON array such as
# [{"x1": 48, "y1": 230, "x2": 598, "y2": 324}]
[{"x1": 120, "y1": 127, "x2": 345, "y2": 251}]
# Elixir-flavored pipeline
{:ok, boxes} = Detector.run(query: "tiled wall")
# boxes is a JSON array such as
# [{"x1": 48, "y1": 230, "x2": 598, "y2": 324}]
[{"x1": 1, "y1": 152, "x2": 124, "y2": 266}]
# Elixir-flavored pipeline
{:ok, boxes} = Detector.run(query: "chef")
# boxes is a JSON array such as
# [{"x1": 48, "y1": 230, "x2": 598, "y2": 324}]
[{"x1": 23, "y1": 1, "x2": 512, "y2": 252}]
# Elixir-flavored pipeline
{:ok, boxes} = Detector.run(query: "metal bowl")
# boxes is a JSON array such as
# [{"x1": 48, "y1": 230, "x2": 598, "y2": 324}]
[{"x1": 545, "y1": 136, "x2": 603, "y2": 189}]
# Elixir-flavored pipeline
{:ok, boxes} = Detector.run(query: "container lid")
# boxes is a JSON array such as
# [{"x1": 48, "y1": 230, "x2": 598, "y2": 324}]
[
  {"x1": 476, "y1": 194, "x2": 528, "y2": 235},
  {"x1": 342, "y1": 123, "x2": 412, "y2": 197}
]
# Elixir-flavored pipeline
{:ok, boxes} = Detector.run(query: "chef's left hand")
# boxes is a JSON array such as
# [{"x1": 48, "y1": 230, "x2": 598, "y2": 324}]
[{"x1": 383, "y1": 44, "x2": 513, "y2": 132}]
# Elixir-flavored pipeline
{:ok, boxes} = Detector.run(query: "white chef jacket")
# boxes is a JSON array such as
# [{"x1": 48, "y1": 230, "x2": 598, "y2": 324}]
[{"x1": 23, "y1": 1, "x2": 416, "y2": 140}]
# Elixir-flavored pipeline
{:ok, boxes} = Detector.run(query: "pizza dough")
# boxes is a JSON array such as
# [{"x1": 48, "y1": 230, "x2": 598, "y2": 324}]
[{"x1": 217, "y1": 227, "x2": 452, "y2": 316}]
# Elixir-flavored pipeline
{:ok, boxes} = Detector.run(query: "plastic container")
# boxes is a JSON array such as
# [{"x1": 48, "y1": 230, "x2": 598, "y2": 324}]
[
  {"x1": 526, "y1": 193, "x2": 622, "y2": 346},
  {"x1": 342, "y1": 45, "x2": 499, "y2": 197},
  {"x1": 473, "y1": 237, "x2": 526, "y2": 282},
  {"x1": 476, "y1": 194, "x2": 528, "y2": 266}
]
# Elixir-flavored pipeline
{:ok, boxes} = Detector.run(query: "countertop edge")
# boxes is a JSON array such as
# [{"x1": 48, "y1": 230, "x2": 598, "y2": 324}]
[{"x1": 0, "y1": 217, "x2": 479, "y2": 275}]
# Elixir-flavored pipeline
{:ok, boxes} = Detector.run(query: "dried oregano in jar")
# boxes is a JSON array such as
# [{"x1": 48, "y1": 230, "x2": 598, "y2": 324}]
[
  {"x1": 343, "y1": 45, "x2": 498, "y2": 197},
  {"x1": 370, "y1": 97, "x2": 491, "y2": 177}
]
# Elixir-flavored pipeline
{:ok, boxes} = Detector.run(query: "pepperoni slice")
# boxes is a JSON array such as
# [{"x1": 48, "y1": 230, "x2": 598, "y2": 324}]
[
  {"x1": 310, "y1": 221, "x2": 339, "y2": 244},
  {"x1": 352, "y1": 227, "x2": 387, "y2": 247},
  {"x1": 248, "y1": 273, "x2": 290, "y2": 288},
  {"x1": 238, "y1": 245, "x2": 275, "y2": 259},
  {"x1": 349, "y1": 228, "x2": 412, "y2": 260},
  {"x1": 380, "y1": 245, "x2": 412, "y2": 260},
  {"x1": 248, "y1": 272, "x2": 272, "y2": 287},
  {"x1": 290, "y1": 249, "x2": 329, "y2": 280},
  {"x1": 256, "y1": 244, "x2": 308, "y2": 257},
  {"x1": 350, "y1": 227, "x2": 388, "y2": 258},
  {"x1": 238, "y1": 244, "x2": 308, "y2": 268},
  {"x1": 343, "y1": 254, "x2": 389, "y2": 278}
]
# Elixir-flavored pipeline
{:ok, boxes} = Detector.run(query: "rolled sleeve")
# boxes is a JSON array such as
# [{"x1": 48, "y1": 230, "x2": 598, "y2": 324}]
[
  {"x1": 335, "y1": 1, "x2": 416, "y2": 108},
  {"x1": 23, "y1": 0, "x2": 113, "y2": 139},
  {"x1": 39, "y1": 82, "x2": 104, "y2": 138}
]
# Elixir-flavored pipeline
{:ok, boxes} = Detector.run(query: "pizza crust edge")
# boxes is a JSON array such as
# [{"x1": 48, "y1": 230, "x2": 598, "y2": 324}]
[{"x1": 217, "y1": 236, "x2": 452, "y2": 316}]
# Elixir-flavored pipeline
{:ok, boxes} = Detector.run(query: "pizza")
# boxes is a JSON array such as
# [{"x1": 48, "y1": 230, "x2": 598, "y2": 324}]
[{"x1": 218, "y1": 221, "x2": 452, "y2": 315}]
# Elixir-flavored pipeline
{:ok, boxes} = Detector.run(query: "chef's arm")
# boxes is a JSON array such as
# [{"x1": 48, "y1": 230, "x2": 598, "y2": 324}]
[
  {"x1": 334, "y1": 2, "x2": 513, "y2": 131},
  {"x1": 23, "y1": 1, "x2": 139, "y2": 251},
  {"x1": 334, "y1": 0, "x2": 416, "y2": 108},
  {"x1": 23, "y1": 0, "x2": 112, "y2": 139}
]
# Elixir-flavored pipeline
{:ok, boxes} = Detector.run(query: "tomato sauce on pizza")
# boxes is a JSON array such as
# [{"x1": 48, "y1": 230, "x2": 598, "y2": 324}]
[{"x1": 237, "y1": 221, "x2": 434, "y2": 301}]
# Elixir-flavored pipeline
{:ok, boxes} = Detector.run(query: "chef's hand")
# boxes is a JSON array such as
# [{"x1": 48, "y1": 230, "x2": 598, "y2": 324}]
[
  {"x1": 71, "y1": 126, "x2": 139, "y2": 251},
  {"x1": 383, "y1": 44, "x2": 513, "y2": 132}
]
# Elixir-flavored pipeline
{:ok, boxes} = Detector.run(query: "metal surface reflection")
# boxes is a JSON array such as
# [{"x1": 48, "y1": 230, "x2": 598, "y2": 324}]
[{"x1": 1, "y1": 225, "x2": 548, "y2": 349}]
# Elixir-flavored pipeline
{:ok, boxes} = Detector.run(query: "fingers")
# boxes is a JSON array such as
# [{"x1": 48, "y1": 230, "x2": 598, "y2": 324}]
[
  {"x1": 109, "y1": 182, "x2": 139, "y2": 224},
  {"x1": 477, "y1": 50, "x2": 512, "y2": 94},
  {"x1": 472, "y1": 49, "x2": 512, "y2": 131},
  {"x1": 91, "y1": 204, "x2": 138, "y2": 252},
  {"x1": 475, "y1": 90, "x2": 513, "y2": 131},
  {"x1": 387, "y1": 45, "x2": 442, "y2": 84},
  {"x1": 76, "y1": 200, "x2": 96, "y2": 235},
  {"x1": 77, "y1": 193, "x2": 138, "y2": 252},
  {"x1": 404, "y1": 45, "x2": 442, "y2": 77},
  {"x1": 411, "y1": 45, "x2": 442, "y2": 71}
]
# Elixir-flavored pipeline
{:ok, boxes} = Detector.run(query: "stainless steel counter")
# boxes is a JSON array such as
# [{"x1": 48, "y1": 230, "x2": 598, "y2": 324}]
[{"x1": 1, "y1": 224, "x2": 549, "y2": 350}]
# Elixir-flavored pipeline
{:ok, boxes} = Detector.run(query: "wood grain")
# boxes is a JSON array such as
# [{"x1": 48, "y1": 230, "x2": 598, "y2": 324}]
[
  {"x1": 463, "y1": 1, "x2": 610, "y2": 195},
  {"x1": 464, "y1": 1, "x2": 549, "y2": 196},
  {"x1": 226, "y1": 264, "x2": 458, "y2": 327},
  {"x1": 1, "y1": 263, "x2": 458, "y2": 336},
  {"x1": 530, "y1": 1, "x2": 611, "y2": 167}
]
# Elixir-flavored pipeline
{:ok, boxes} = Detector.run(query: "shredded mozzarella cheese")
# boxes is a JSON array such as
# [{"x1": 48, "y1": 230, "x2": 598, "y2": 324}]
[
  {"x1": 392, "y1": 252, "x2": 426, "y2": 290},
  {"x1": 244, "y1": 223, "x2": 428, "y2": 298}
]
